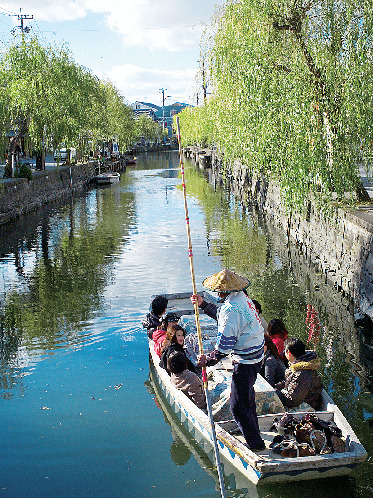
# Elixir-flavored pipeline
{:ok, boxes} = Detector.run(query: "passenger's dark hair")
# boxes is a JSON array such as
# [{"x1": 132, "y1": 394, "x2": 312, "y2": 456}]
[
  {"x1": 267, "y1": 318, "x2": 288, "y2": 340},
  {"x1": 252, "y1": 299, "x2": 262, "y2": 315},
  {"x1": 285, "y1": 337, "x2": 306, "y2": 358},
  {"x1": 151, "y1": 295, "x2": 168, "y2": 316},
  {"x1": 160, "y1": 312, "x2": 178, "y2": 330},
  {"x1": 167, "y1": 351, "x2": 187, "y2": 374},
  {"x1": 264, "y1": 334, "x2": 281, "y2": 360},
  {"x1": 169, "y1": 324, "x2": 185, "y2": 344}
]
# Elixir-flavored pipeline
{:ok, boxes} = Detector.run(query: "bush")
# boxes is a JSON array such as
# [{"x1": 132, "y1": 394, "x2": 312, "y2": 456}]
[{"x1": 16, "y1": 163, "x2": 32, "y2": 180}]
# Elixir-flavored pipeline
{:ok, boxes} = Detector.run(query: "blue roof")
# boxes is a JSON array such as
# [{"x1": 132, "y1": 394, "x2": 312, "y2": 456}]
[
  {"x1": 134, "y1": 101, "x2": 161, "y2": 111},
  {"x1": 154, "y1": 102, "x2": 191, "y2": 119}
]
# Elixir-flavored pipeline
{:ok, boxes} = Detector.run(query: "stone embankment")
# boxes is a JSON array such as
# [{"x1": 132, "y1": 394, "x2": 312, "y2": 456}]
[
  {"x1": 183, "y1": 146, "x2": 373, "y2": 322},
  {"x1": 0, "y1": 161, "x2": 98, "y2": 226}
]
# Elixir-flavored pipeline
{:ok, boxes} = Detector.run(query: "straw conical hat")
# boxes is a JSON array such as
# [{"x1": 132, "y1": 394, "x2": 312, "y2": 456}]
[{"x1": 203, "y1": 269, "x2": 250, "y2": 293}]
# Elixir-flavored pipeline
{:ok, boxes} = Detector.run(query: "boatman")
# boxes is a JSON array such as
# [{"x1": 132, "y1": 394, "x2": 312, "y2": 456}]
[{"x1": 191, "y1": 269, "x2": 266, "y2": 452}]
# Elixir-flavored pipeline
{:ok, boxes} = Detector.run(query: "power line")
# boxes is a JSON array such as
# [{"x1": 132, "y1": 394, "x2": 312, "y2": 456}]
[{"x1": 0, "y1": 6, "x2": 18, "y2": 16}]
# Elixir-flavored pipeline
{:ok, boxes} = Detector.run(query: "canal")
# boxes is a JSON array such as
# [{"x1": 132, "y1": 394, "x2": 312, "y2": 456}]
[{"x1": 0, "y1": 151, "x2": 372, "y2": 497}]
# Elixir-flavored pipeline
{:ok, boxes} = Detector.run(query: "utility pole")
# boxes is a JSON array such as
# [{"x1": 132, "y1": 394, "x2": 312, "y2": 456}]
[
  {"x1": 202, "y1": 60, "x2": 207, "y2": 101},
  {"x1": 159, "y1": 88, "x2": 171, "y2": 141},
  {"x1": 18, "y1": 10, "x2": 33, "y2": 32},
  {"x1": 11, "y1": 9, "x2": 33, "y2": 35},
  {"x1": 159, "y1": 88, "x2": 166, "y2": 131}
]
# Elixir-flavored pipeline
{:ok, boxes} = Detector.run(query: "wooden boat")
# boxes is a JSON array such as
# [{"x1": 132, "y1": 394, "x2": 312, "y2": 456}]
[
  {"x1": 95, "y1": 172, "x2": 120, "y2": 185},
  {"x1": 148, "y1": 292, "x2": 367, "y2": 485},
  {"x1": 125, "y1": 157, "x2": 137, "y2": 166},
  {"x1": 148, "y1": 354, "x2": 264, "y2": 496}
]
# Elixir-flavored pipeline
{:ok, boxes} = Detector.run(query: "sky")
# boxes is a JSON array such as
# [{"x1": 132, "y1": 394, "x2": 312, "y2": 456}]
[{"x1": 0, "y1": 1, "x2": 226, "y2": 107}]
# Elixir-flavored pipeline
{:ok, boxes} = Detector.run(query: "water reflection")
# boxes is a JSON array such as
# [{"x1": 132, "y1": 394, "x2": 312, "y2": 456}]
[
  {"x1": 180, "y1": 163, "x2": 373, "y2": 495},
  {"x1": 0, "y1": 179, "x2": 137, "y2": 394},
  {"x1": 0, "y1": 151, "x2": 371, "y2": 496}
]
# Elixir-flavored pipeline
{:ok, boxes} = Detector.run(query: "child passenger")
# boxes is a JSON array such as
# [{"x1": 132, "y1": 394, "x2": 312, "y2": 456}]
[
  {"x1": 275, "y1": 337, "x2": 323, "y2": 410},
  {"x1": 142, "y1": 295, "x2": 168, "y2": 339},
  {"x1": 160, "y1": 324, "x2": 196, "y2": 375},
  {"x1": 167, "y1": 351, "x2": 207, "y2": 411}
]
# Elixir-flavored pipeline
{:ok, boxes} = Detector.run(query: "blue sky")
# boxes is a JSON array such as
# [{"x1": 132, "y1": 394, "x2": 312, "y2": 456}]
[{"x1": 0, "y1": 1, "x2": 226, "y2": 106}]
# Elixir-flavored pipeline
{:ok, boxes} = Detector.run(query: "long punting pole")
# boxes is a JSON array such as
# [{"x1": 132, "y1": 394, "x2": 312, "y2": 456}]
[{"x1": 176, "y1": 117, "x2": 226, "y2": 498}]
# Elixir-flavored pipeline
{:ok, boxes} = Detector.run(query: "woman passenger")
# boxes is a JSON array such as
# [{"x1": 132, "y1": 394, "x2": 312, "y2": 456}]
[
  {"x1": 260, "y1": 334, "x2": 286, "y2": 387},
  {"x1": 267, "y1": 318, "x2": 288, "y2": 359},
  {"x1": 160, "y1": 324, "x2": 196, "y2": 375}
]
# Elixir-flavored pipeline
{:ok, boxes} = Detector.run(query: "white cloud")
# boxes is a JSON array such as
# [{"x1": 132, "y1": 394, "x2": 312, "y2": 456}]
[
  {"x1": 0, "y1": 1, "x2": 87, "y2": 23},
  {"x1": 1, "y1": 0, "x2": 224, "y2": 51},
  {"x1": 104, "y1": 63, "x2": 197, "y2": 105},
  {"x1": 0, "y1": 1, "x2": 224, "y2": 104}
]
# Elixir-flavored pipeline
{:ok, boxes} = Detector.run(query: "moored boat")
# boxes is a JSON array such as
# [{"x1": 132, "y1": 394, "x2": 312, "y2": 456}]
[
  {"x1": 95, "y1": 172, "x2": 120, "y2": 185},
  {"x1": 148, "y1": 292, "x2": 367, "y2": 485}
]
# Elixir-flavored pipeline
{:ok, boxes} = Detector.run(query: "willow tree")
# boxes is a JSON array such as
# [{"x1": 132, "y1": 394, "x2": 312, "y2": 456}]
[
  {"x1": 135, "y1": 114, "x2": 164, "y2": 144},
  {"x1": 0, "y1": 36, "x2": 136, "y2": 169},
  {"x1": 180, "y1": 0, "x2": 373, "y2": 211},
  {"x1": 95, "y1": 80, "x2": 137, "y2": 152}
]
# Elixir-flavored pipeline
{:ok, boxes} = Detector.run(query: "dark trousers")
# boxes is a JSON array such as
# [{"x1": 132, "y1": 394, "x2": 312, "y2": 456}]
[{"x1": 230, "y1": 361, "x2": 264, "y2": 449}]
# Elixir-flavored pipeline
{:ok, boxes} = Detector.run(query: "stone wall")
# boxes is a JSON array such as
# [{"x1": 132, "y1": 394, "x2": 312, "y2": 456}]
[
  {"x1": 190, "y1": 149, "x2": 373, "y2": 322},
  {"x1": 0, "y1": 162, "x2": 97, "y2": 226}
]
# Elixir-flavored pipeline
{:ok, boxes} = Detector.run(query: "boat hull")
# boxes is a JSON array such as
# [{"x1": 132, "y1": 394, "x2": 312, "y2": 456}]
[
  {"x1": 95, "y1": 173, "x2": 120, "y2": 184},
  {"x1": 148, "y1": 292, "x2": 367, "y2": 485},
  {"x1": 149, "y1": 349, "x2": 365, "y2": 485}
]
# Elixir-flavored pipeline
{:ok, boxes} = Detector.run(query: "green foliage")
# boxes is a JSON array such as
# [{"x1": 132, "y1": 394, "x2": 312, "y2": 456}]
[
  {"x1": 135, "y1": 114, "x2": 164, "y2": 143},
  {"x1": 0, "y1": 36, "x2": 136, "y2": 159},
  {"x1": 16, "y1": 163, "x2": 32, "y2": 180},
  {"x1": 179, "y1": 0, "x2": 373, "y2": 212}
]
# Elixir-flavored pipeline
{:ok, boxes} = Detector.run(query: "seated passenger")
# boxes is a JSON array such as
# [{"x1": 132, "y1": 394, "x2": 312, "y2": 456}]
[
  {"x1": 251, "y1": 299, "x2": 268, "y2": 333},
  {"x1": 267, "y1": 318, "x2": 288, "y2": 358},
  {"x1": 168, "y1": 351, "x2": 207, "y2": 412},
  {"x1": 142, "y1": 295, "x2": 168, "y2": 339},
  {"x1": 260, "y1": 334, "x2": 286, "y2": 387},
  {"x1": 160, "y1": 324, "x2": 196, "y2": 374},
  {"x1": 152, "y1": 313, "x2": 179, "y2": 357},
  {"x1": 275, "y1": 338, "x2": 323, "y2": 410}
]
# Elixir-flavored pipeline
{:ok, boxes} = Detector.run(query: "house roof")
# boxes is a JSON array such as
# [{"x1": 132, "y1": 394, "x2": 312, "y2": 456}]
[
  {"x1": 132, "y1": 101, "x2": 161, "y2": 111},
  {"x1": 154, "y1": 102, "x2": 191, "y2": 119}
]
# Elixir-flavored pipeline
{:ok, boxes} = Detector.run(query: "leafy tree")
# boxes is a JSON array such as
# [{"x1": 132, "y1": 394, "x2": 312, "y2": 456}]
[
  {"x1": 135, "y1": 114, "x2": 164, "y2": 144},
  {"x1": 0, "y1": 36, "x2": 136, "y2": 170},
  {"x1": 179, "y1": 0, "x2": 373, "y2": 212}
]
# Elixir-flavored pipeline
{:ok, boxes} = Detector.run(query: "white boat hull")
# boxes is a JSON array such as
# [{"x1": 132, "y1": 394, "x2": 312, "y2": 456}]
[
  {"x1": 148, "y1": 292, "x2": 367, "y2": 485},
  {"x1": 95, "y1": 173, "x2": 120, "y2": 184}
]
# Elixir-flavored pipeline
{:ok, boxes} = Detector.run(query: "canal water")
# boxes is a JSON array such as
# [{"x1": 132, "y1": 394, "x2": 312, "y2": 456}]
[{"x1": 0, "y1": 151, "x2": 372, "y2": 497}]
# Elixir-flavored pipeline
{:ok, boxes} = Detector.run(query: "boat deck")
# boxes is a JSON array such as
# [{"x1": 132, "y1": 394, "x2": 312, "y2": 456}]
[{"x1": 218, "y1": 411, "x2": 339, "y2": 461}]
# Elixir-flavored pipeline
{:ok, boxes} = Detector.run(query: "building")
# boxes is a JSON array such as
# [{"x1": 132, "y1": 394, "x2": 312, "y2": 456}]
[
  {"x1": 131, "y1": 101, "x2": 192, "y2": 139},
  {"x1": 154, "y1": 102, "x2": 191, "y2": 137},
  {"x1": 132, "y1": 102, "x2": 161, "y2": 121}
]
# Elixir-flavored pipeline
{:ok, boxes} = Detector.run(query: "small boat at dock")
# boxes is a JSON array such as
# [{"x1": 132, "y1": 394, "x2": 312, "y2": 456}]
[
  {"x1": 148, "y1": 292, "x2": 367, "y2": 485},
  {"x1": 95, "y1": 172, "x2": 120, "y2": 185},
  {"x1": 125, "y1": 157, "x2": 137, "y2": 166}
]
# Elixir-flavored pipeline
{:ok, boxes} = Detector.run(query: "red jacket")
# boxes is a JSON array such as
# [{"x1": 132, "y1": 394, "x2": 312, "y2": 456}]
[
  {"x1": 271, "y1": 332, "x2": 288, "y2": 356},
  {"x1": 153, "y1": 329, "x2": 167, "y2": 357}
]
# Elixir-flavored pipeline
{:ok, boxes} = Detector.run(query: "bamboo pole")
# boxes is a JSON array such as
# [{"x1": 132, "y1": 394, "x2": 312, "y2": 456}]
[{"x1": 176, "y1": 117, "x2": 226, "y2": 498}]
